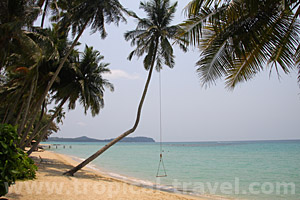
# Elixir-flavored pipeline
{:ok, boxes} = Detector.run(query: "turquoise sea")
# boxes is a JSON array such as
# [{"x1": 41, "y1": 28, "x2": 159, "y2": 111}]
[{"x1": 43, "y1": 140, "x2": 300, "y2": 199}]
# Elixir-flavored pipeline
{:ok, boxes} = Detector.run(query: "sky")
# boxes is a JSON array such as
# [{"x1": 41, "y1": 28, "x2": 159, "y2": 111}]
[{"x1": 48, "y1": 0, "x2": 300, "y2": 142}]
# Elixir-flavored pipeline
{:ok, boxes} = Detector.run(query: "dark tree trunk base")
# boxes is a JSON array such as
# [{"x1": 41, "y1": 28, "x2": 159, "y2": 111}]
[{"x1": 63, "y1": 171, "x2": 74, "y2": 176}]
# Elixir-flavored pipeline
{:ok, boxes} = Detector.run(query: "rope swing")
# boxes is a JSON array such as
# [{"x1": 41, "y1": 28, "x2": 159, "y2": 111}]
[{"x1": 156, "y1": 69, "x2": 167, "y2": 178}]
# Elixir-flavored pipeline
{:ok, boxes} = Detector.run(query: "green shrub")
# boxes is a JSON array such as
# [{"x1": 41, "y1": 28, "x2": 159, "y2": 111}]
[{"x1": 0, "y1": 124, "x2": 37, "y2": 197}]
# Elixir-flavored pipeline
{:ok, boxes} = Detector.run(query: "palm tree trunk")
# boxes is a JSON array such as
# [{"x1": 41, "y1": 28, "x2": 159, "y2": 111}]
[
  {"x1": 19, "y1": 99, "x2": 40, "y2": 142},
  {"x1": 20, "y1": 111, "x2": 43, "y2": 149},
  {"x1": 18, "y1": 79, "x2": 35, "y2": 137},
  {"x1": 27, "y1": 96, "x2": 69, "y2": 155},
  {"x1": 63, "y1": 39, "x2": 159, "y2": 176},
  {"x1": 19, "y1": 100, "x2": 45, "y2": 149},
  {"x1": 38, "y1": 20, "x2": 88, "y2": 106},
  {"x1": 2, "y1": 107, "x2": 9, "y2": 124},
  {"x1": 14, "y1": 97, "x2": 26, "y2": 126},
  {"x1": 40, "y1": 0, "x2": 49, "y2": 28},
  {"x1": 4, "y1": 92, "x2": 23, "y2": 124},
  {"x1": 19, "y1": 20, "x2": 88, "y2": 145},
  {"x1": 21, "y1": 99, "x2": 47, "y2": 148},
  {"x1": 19, "y1": 99, "x2": 48, "y2": 148},
  {"x1": 21, "y1": 96, "x2": 68, "y2": 149},
  {"x1": 39, "y1": 100, "x2": 46, "y2": 121}
]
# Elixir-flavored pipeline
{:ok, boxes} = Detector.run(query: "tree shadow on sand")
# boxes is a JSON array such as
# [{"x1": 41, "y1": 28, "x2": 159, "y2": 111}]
[{"x1": 30, "y1": 155, "x2": 113, "y2": 181}]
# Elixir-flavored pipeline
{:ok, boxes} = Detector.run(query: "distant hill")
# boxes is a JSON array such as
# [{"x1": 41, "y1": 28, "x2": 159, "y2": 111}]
[{"x1": 46, "y1": 136, "x2": 155, "y2": 143}]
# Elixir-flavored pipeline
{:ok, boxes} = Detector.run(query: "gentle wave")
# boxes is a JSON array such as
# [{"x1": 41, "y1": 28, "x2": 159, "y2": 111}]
[
  {"x1": 55, "y1": 152, "x2": 225, "y2": 199},
  {"x1": 45, "y1": 140, "x2": 300, "y2": 200}
]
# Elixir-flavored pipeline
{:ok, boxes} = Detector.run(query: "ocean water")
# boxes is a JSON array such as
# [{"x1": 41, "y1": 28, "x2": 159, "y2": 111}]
[{"x1": 43, "y1": 140, "x2": 300, "y2": 199}]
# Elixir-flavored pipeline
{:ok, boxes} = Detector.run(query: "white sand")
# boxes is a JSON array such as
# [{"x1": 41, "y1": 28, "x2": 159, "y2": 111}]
[{"x1": 4, "y1": 150, "x2": 213, "y2": 200}]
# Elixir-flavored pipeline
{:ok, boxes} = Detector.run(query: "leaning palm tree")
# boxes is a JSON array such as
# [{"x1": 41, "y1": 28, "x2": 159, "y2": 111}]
[
  {"x1": 20, "y1": 0, "x2": 126, "y2": 145},
  {"x1": 26, "y1": 45, "x2": 114, "y2": 155},
  {"x1": 53, "y1": 45, "x2": 114, "y2": 117},
  {"x1": 0, "y1": 27, "x2": 59, "y2": 139},
  {"x1": 180, "y1": 0, "x2": 300, "y2": 88},
  {"x1": 64, "y1": 0, "x2": 186, "y2": 176}
]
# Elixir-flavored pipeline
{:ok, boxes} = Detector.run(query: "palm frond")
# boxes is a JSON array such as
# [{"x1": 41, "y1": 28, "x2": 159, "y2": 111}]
[
  {"x1": 196, "y1": 24, "x2": 233, "y2": 87},
  {"x1": 268, "y1": 11, "x2": 300, "y2": 75},
  {"x1": 160, "y1": 37, "x2": 175, "y2": 68},
  {"x1": 186, "y1": 0, "x2": 300, "y2": 88},
  {"x1": 180, "y1": 5, "x2": 227, "y2": 46},
  {"x1": 125, "y1": 0, "x2": 181, "y2": 72}
]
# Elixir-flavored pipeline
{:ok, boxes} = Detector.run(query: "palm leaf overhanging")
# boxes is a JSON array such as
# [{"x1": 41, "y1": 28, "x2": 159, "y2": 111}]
[{"x1": 181, "y1": 0, "x2": 300, "y2": 88}]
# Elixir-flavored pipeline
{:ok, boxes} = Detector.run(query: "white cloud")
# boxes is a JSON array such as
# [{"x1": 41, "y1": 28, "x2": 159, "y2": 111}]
[
  {"x1": 104, "y1": 69, "x2": 141, "y2": 80},
  {"x1": 77, "y1": 122, "x2": 87, "y2": 127}
]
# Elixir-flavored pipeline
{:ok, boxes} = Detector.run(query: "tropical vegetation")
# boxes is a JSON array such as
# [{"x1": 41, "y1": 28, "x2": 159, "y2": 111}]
[
  {"x1": 0, "y1": 0, "x2": 122, "y2": 185},
  {"x1": 0, "y1": 124, "x2": 37, "y2": 197},
  {"x1": 1, "y1": 0, "x2": 299, "y2": 183},
  {"x1": 0, "y1": 0, "x2": 123, "y2": 151},
  {"x1": 180, "y1": 0, "x2": 300, "y2": 88}
]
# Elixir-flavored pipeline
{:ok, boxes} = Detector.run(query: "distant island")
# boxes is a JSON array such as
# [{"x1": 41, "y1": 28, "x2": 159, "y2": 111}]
[{"x1": 46, "y1": 136, "x2": 155, "y2": 143}]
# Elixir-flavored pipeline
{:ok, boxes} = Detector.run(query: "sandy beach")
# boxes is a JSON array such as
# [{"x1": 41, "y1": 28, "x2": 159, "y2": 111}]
[{"x1": 4, "y1": 150, "x2": 209, "y2": 200}]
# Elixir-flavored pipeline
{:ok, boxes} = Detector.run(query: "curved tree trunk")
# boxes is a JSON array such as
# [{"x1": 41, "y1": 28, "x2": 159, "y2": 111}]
[
  {"x1": 63, "y1": 39, "x2": 159, "y2": 176},
  {"x1": 2, "y1": 107, "x2": 9, "y2": 124},
  {"x1": 39, "y1": 100, "x2": 46, "y2": 121},
  {"x1": 14, "y1": 97, "x2": 26, "y2": 127},
  {"x1": 3, "y1": 92, "x2": 23, "y2": 124},
  {"x1": 21, "y1": 102, "x2": 47, "y2": 148},
  {"x1": 18, "y1": 20, "x2": 88, "y2": 146},
  {"x1": 40, "y1": 0, "x2": 49, "y2": 28},
  {"x1": 27, "y1": 96, "x2": 69, "y2": 155},
  {"x1": 18, "y1": 78, "x2": 36, "y2": 138}
]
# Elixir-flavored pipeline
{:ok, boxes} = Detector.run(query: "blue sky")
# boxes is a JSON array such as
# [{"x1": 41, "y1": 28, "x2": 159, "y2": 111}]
[{"x1": 49, "y1": 0, "x2": 300, "y2": 142}]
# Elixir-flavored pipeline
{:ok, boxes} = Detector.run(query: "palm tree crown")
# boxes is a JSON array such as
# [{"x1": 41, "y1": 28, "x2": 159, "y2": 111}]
[
  {"x1": 53, "y1": 45, "x2": 113, "y2": 117},
  {"x1": 125, "y1": 0, "x2": 186, "y2": 71},
  {"x1": 58, "y1": 0, "x2": 126, "y2": 39}
]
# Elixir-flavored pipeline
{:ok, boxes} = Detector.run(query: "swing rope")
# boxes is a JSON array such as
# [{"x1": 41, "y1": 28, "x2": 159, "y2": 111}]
[
  {"x1": 156, "y1": 69, "x2": 167, "y2": 177},
  {"x1": 159, "y1": 69, "x2": 162, "y2": 154}
]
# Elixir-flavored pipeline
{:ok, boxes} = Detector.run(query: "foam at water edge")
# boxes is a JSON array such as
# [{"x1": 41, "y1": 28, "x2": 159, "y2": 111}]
[
  {"x1": 55, "y1": 152, "x2": 199, "y2": 195},
  {"x1": 48, "y1": 150, "x2": 242, "y2": 200},
  {"x1": 65, "y1": 154, "x2": 236, "y2": 199}
]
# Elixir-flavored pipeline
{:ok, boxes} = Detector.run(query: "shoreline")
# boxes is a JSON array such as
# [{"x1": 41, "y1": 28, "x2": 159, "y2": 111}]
[
  {"x1": 4, "y1": 150, "x2": 214, "y2": 200},
  {"x1": 62, "y1": 154, "x2": 225, "y2": 199}
]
